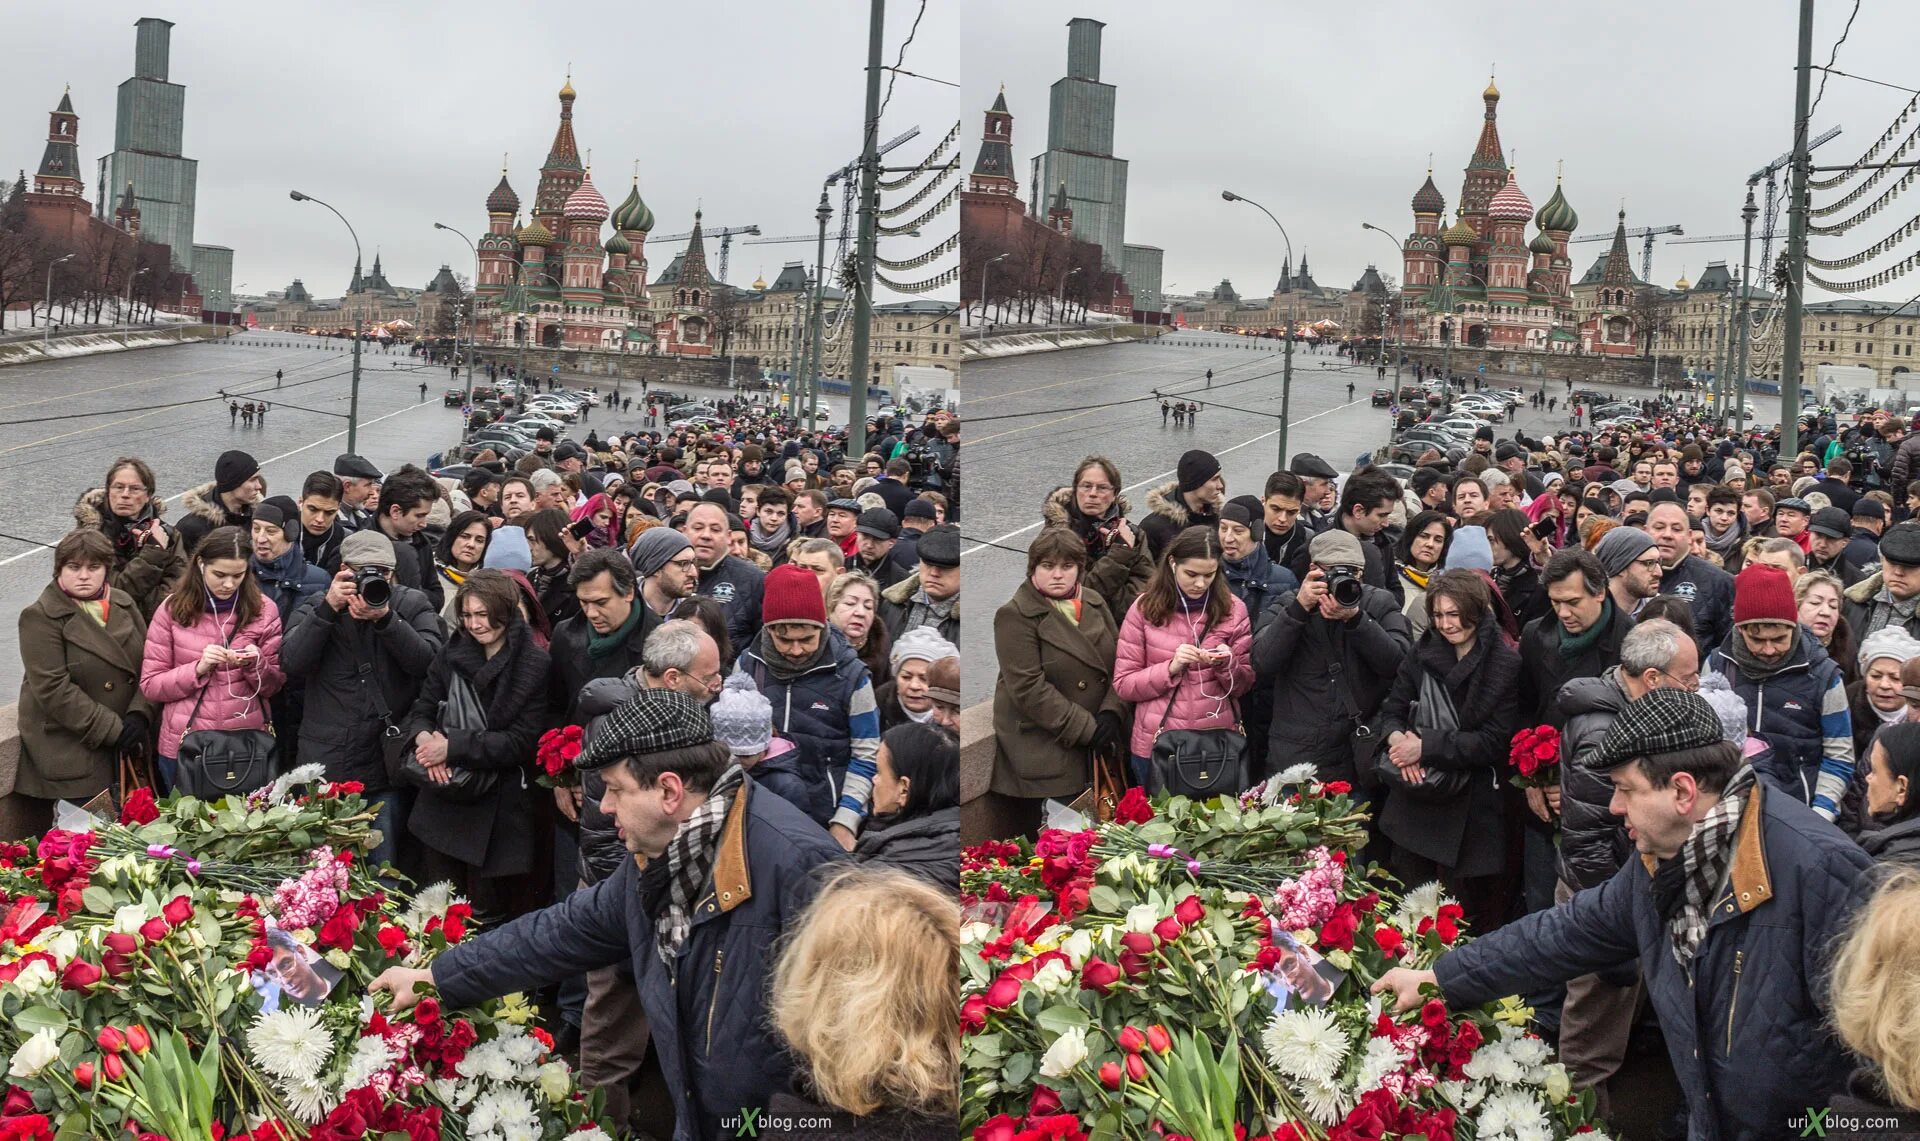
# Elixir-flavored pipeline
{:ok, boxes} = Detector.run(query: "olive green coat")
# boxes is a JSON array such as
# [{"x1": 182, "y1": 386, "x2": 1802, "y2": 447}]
[
  {"x1": 990, "y1": 581, "x2": 1128, "y2": 800},
  {"x1": 15, "y1": 584, "x2": 155, "y2": 801}
]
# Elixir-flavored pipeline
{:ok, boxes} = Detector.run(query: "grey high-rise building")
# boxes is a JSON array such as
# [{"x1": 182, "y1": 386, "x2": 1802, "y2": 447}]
[
  {"x1": 1030, "y1": 18, "x2": 1129, "y2": 272},
  {"x1": 96, "y1": 18, "x2": 198, "y2": 275}
]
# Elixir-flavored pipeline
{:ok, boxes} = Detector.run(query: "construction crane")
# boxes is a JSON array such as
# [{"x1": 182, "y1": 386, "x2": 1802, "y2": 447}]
[
  {"x1": 1669, "y1": 231, "x2": 1783, "y2": 247},
  {"x1": 647, "y1": 224, "x2": 761, "y2": 283},
  {"x1": 1570, "y1": 224, "x2": 1684, "y2": 282}
]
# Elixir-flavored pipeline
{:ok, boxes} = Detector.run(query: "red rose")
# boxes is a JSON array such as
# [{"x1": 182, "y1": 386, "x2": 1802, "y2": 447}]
[
  {"x1": 1532, "y1": 740, "x2": 1558, "y2": 763},
  {"x1": 1119, "y1": 931, "x2": 1156, "y2": 958},
  {"x1": 1435, "y1": 903, "x2": 1464, "y2": 944},
  {"x1": 377, "y1": 926, "x2": 409, "y2": 957},
  {"x1": 1114, "y1": 787, "x2": 1154, "y2": 825},
  {"x1": 1319, "y1": 906, "x2": 1358, "y2": 952},
  {"x1": 1080, "y1": 956, "x2": 1121, "y2": 994},
  {"x1": 1173, "y1": 894, "x2": 1205, "y2": 928},
  {"x1": 1117, "y1": 949, "x2": 1149, "y2": 979},
  {"x1": 161, "y1": 895, "x2": 193, "y2": 928},
  {"x1": 1098, "y1": 1061, "x2": 1123, "y2": 1090},
  {"x1": 1125, "y1": 1052, "x2": 1147, "y2": 1082},
  {"x1": 1372, "y1": 926, "x2": 1405, "y2": 959},
  {"x1": 1152, "y1": 916, "x2": 1184, "y2": 944},
  {"x1": 95, "y1": 1026, "x2": 127, "y2": 1054},
  {"x1": 1028, "y1": 1085, "x2": 1062, "y2": 1118},
  {"x1": 960, "y1": 993, "x2": 988, "y2": 1034},
  {"x1": 973, "y1": 1116, "x2": 1020, "y2": 1141},
  {"x1": 985, "y1": 974, "x2": 1022, "y2": 1009},
  {"x1": 4, "y1": 1086, "x2": 37, "y2": 1115},
  {"x1": 118, "y1": 788, "x2": 158, "y2": 826},
  {"x1": 1452, "y1": 1019, "x2": 1481, "y2": 1051},
  {"x1": 1421, "y1": 999, "x2": 1449, "y2": 1030},
  {"x1": 103, "y1": 932, "x2": 138, "y2": 957},
  {"x1": 71, "y1": 1061, "x2": 95, "y2": 1088},
  {"x1": 1516, "y1": 753, "x2": 1539, "y2": 778},
  {"x1": 1117, "y1": 1025, "x2": 1147, "y2": 1054},
  {"x1": 138, "y1": 917, "x2": 170, "y2": 944},
  {"x1": 1146, "y1": 1024, "x2": 1172, "y2": 1054},
  {"x1": 59, "y1": 958, "x2": 102, "y2": 990},
  {"x1": 101, "y1": 951, "x2": 132, "y2": 978},
  {"x1": 101, "y1": 1053, "x2": 124, "y2": 1083}
]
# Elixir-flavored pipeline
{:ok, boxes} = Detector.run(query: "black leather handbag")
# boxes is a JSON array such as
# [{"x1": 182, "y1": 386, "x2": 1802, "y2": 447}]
[
  {"x1": 1370, "y1": 670, "x2": 1475, "y2": 802},
  {"x1": 173, "y1": 640, "x2": 279, "y2": 801},
  {"x1": 399, "y1": 670, "x2": 499, "y2": 803},
  {"x1": 1145, "y1": 674, "x2": 1247, "y2": 798}
]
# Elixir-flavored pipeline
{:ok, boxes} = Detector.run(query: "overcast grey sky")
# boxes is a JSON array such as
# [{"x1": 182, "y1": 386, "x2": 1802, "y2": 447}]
[
  {"x1": 2, "y1": 0, "x2": 957, "y2": 303},
  {"x1": 964, "y1": 0, "x2": 1920, "y2": 306}
]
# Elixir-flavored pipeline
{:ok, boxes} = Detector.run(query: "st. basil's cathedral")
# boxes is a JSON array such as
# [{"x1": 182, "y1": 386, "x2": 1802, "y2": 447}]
[
  {"x1": 1399, "y1": 78, "x2": 1641, "y2": 357},
  {"x1": 474, "y1": 76, "x2": 714, "y2": 356}
]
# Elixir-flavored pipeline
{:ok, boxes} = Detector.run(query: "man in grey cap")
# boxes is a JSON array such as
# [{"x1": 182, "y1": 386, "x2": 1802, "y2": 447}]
[
  {"x1": 1288, "y1": 453, "x2": 1340, "y2": 533},
  {"x1": 1593, "y1": 525, "x2": 1661, "y2": 618},
  {"x1": 631, "y1": 527, "x2": 700, "y2": 620},
  {"x1": 1806, "y1": 506, "x2": 1865, "y2": 585},
  {"x1": 880, "y1": 521, "x2": 959, "y2": 643},
  {"x1": 850, "y1": 507, "x2": 909, "y2": 589},
  {"x1": 1251, "y1": 528, "x2": 1411, "y2": 789},
  {"x1": 1845, "y1": 520, "x2": 1920, "y2": 639},
  {"x1": 372, "y1": 687, "x2": 844, "y2": 1141},
  {"x1": 1772, "y1": 496, "x2": 1814, "y2": 547},
  {"x1": 332, "y1": 453, "x2": 384, "y2": 532}
]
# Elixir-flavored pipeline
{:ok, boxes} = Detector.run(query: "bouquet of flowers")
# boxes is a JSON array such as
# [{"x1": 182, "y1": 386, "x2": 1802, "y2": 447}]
[
  {"x1": 534, "y1": 727, "x2": 585, "y2": 790},
  {"x1": 0, "y1": 765, "x2": 614, "y2": 1141},
  {"x1": 1507, "y1": 725, "x2": 1562, "y2": 790},
  {"x1": 961, "y1": 765, "x2": 1610, "y2": 1141}
]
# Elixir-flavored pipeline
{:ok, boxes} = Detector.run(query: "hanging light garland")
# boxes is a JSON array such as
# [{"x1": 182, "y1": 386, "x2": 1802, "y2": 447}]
[
  {"x1": 878, "y1": 160, "x2": 958, "y2": 218},
  {"x1": 1810, "y1": 167, "x2": 1920, "y2": 235},
  {"x1": 1810, "y1": 94, "x2": 1920, "y2": 190},
  {"x1": 878, "y1": 184, "x2": 958, "y2": 235},
  {"x1": 877, "y1": 121, "x2": 961, "y2": 190},
  {"x1": 1806, "y1": 210, "x2": 1920, "y2": 269},
  {"x1": 1810, "y1": 132, "x2": 1919, "y2": 221},
  {"x1": 875, "y1": 234, "x2": 958, "y2": 270},
  {"x1": 1808, "y1": 253, "x2": 1920, "y2": 294},
  {"x1": 875, "y1": 266, "x2": 959, "y2": 294}
]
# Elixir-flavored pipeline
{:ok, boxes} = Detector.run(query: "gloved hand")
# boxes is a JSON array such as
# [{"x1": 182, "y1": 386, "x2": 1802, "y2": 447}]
[
  {"x1": 1090, "y1": 710, "x2": 1126, "y2": 759},
  {"x1": 116, "y1": 712, "x2": 150, "y2": 756}
]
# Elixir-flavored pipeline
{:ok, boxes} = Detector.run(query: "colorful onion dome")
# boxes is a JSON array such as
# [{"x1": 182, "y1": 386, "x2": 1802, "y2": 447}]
[
  {"x1": 1411, "y1": 173, "x2": 1445, "y2": 215},
  {"x1": 1487, "y1": 169, "x2": 1534, "y2": 222},
  {"x1": 1535, "y1": 180, "x2": 1578, "y2": 233},
  {"x1": 516, "y1": 217, "x2": 553, "y2": 246},
  {"x1": 563, "y1": 172, "x2": 608, "y2": 222},
  {"x1": 1441, "y1": 214, "x2": 1479, "y2": 246},
  {"x1": 486, "y1": 172, "x2": 519, "y2": 215},
  {"x1": 1528, "y1": 230, "x2": 1556, "y2": 255},
  {"x1": 612, "y1": 179, "x2": 654, "y2": 234},
  {"x1": 605, "y1": 231, "x2": 631, "y2": 256}
]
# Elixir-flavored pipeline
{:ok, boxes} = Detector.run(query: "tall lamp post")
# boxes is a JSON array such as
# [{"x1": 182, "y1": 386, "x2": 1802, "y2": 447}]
[
  {"x1": 1358, "y1": 223, "x2": 1405, "y2": 387},
  {"x1": 44, "y1": 254, "x2": 74, "y2": 347},
  {"x1": 980, "y1": 253, "x2": 1009, "y2": 333},
  {"x1": 290, "y1": 190, "x2": 365, "y2": 451},
  {"x1": 432, "y1": 222, "x2": 480, "y2": 406},
  {"x1": 1057, "y1": 266, "x2": 1083, "y2": 326},
  {"x1": 1222, "y1": 191, "x2": 1295, "y2": 463},
  {"x1": 121, "y1": 266, "x2": 150, "y2": 347}
]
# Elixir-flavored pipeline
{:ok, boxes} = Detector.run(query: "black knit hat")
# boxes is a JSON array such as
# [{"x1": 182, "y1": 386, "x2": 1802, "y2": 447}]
[
  {"x1": 1176, "y1": 449, "x2": 1221, "y2": 494},
  {"x1": 575, "y1": 689, "x2": 715, "y2": 771},
  {"x1": 1597, "y1": 688, "x2": 1726, "y2": 770},
  {"x1": 214, "y1": 450, "x2": 259, "y2": 495}
]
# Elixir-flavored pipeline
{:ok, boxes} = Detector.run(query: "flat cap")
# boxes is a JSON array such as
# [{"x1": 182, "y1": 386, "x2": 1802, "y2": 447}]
[
  {"x1": 1774, "y1": 496, "x2": 1812, "y2": 515},
  {"x1": 332, "y1": 453, "x2": 384, "y2": 481},
  {"x1": 855, "y1": 508, "x2": 900, "y2": 540},
  {"x1": 1882, "y1": 521, "x2": 1920, "y2": 567},
  {"x1": 1288, "y1": 453, "x2": 1338, "y2": 480},
  {"x1": 1809, "y1": 507, "x2": 1852, "y2": 540},
  {"x1": 904, "y1": 499, "x2": 938, "y2": 521},
  {"x1": 575, "y1": 688, "x2": 715, "y2": 771},
  {"x1": 1597, "y1": 688, "x2": 1726, "y2": 770},
  {"x1": 827, "y1": 497, "x2": 863, "y2": 514},
  {"x1": 916, "y1": 523, "x2": 960, "y2": 567},
  {"x1": 1309, "y1": 528, "x2": 1366, "y2": 571},
  {"x1": 340, "y1": 530, "x2": 397, "y2": 570}
]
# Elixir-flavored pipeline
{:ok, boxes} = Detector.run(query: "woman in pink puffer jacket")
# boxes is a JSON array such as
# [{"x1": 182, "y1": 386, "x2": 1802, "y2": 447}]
[
  {"x1": 140, "y1": 526, "x2": 283, "y2": 789},
  {"x1": 1112, "y1": 526, "x2": 1253, "y2": 782}
]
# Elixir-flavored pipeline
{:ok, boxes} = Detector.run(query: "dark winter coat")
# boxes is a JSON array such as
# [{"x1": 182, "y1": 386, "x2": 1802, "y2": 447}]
[
  {"x1": 1250, "y1": 583, "x2": 1413, "y2": 784},
  {"x1": 1492, "y1": 560, "x2": 1547, "y2": 630},
  {"x1": 433, "y1": 776, "x2": 845, "y2": 1141},
  {"x1": 1858, "y1": 814, "x2": 1920, "y2": 866},
  {"x1": 1375, "y1": 629, "x2": 1523, "y2": 874},
  {"x1": 1222, "y1": 546, "x2": 1299, "y2": 625},
  {"x1": 732, "y1": 627, "x2": 879, "y2": 829},
  {"x1": 572, "y1": 673, "x2": 645, "y2": 886},
  {"x1": 854, "y1": 805, "x2": 959, "y2": 890},
  {"x1": 696, "y1": 554, "x2": 765, "y2": 655},
  {"x1": 174, "y1": 481, "x2": 252, "y2": 555},
  {"x1": 15, "y1": 584, "x2": 156, "y2": 801},
  {"x1": 252, "y1": 544, "x2": 331, "y2": 626},
  {"x1": 1660, "y1": 554, "x2": 1736, "y2": 656},
  {"x1": 880, "y1": 572, "x2": 959, "y2": 645},
  {"x1": 990, "y1": 582, "x2": 1127, "y2": 801},
  {"x1": 765, "y1": 1091, "x2": 956, "y2": 1141},
  {"x1": 1516, "y1": 599, "x2": 1634, "y2": 724},
  {"x1": 72, "y1": 488, "x2": 185, "y2": 625},
  {"x1": 851, "y1": 549, "x2": 910, "y2": 592},
  {"x1": 1844, "y1": 527, "x2": 1883, "y2": 575},
  {"x1": 552, "y1": 605, "x2": 662, "y2": 886},
  {"x1": 1555, "y1": 670, "x2": 1634, "y2": 891},
  {"x1": 1844, "y1": 571, "x2": 1920, "y2": 642},
  {"x1": 1888, "y1": 430, "x2": 1920, "y2": 489},
  {"x1": 1436, "y1": 778, "x2": 1874, "y2": 1141},
  {"x1": 1707, "y1": 627, "x2": 1851, "y2": 817},
  {"x1": 1824, "y1": 1068, "x2": 1920, "y2": 1141},
  {"x1": 279, "y1": 586, "x2": 445, "y2": 791},
  {"x1": 1138, "y1": 480, "x2": 1220, "y2": 559},
  {"x1": 401, "y1": 621, "x2": 551, "y2": 875},
  {"x1": 376, "y1": 525, "x2": 443, "y2": 615},
  {"x1": 1042, "y1": 486, "x2": 1152, "y2": 621}
]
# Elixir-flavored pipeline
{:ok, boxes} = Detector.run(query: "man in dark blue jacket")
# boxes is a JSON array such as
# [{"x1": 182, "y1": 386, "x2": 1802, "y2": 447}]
[
  {"x1": 1650, "y1": 500, "x2": 1735, "y2": 654},
  {"x1": 1374, "y1": 688, "x2": 1873, "y2": 1141},
  {"x1": 373, "y1": 689, "x2": 843, "y2": 1141}
]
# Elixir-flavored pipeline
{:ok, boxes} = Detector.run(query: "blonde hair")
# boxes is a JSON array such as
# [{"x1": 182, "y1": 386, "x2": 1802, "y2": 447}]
[
  {"x1": 1795, "y1": 569, "x2": 1845, "y2": 607},
  {"x1": 770, "y1": 866, "x2": 958, "y2": 1118},
  {"x1": 1831, "y1": 869, "x2": 1920, "y2": 1109}
]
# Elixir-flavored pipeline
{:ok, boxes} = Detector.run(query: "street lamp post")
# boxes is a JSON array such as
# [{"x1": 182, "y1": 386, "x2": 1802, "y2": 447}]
[
  {"x1": 290, "y1": 190, "x2": 365, "y2": 451},
  {"x1": 1359, "y1": 223, "x2": 1404, "y2": 388},
  {"x1": 44, "y1": 254, "x2": 74, "y2": 347},
  {"x1": 980, "y1": 253, "x2": 1009, "y2": 334},
  {"x1": 1057, "y1": 266, "x2": 1083, "y2": 327},
  {"x1": 1222, "y1": 191, "x2": 1294, "y2": 464},
  {"x1": 122, "y1": 266, "x2": 150, "y2": 348},
  {"x1": 433, "y1": 222, "x2": 480, "y2": 407}
]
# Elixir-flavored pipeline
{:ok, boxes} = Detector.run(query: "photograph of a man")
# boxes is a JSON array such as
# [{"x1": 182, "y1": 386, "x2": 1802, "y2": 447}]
[
  {"x1": 1261, "y1": 931, "x2": 1342, "y2": 1009},
  {"x1": 253, "y1": 923, "x2": 342, "y2": 1011}
]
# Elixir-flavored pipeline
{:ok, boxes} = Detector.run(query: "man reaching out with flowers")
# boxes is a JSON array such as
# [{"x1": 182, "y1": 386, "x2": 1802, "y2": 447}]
[{"x1": 1373, "y1": 687, "x2": 1871, "y2": 1140}]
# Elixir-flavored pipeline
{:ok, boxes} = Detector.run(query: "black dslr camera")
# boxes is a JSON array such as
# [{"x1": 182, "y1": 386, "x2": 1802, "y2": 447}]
[
  {"x1": 353, "y1": 566, "x2": 393, "y2": 609},
  {"x1": 1323, "y1": 565, "x2": 1364, "y2": 608}
]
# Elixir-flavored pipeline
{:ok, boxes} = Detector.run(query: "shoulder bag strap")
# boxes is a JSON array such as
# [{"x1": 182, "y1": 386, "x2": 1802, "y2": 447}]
[
  {"x1": 179, "y1": 614, "x2": 241, "y2": 737},
  {"x1": 354, "y1": 626, "x2": 401, "y2": 738}
]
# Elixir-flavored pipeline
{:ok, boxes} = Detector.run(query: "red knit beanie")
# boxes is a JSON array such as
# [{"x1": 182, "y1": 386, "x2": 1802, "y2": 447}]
[
  {"x1": 1733, "y1": 564, "x2": 1797, "y2": 627},
  {"x1": 762, "y1": 563, "x2": 827, "y2": 628}
]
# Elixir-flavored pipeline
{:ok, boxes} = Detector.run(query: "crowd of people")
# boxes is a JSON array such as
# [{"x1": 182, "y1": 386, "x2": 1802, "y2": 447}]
[
  {"x1": 988, "y1": 398, "x2": 1920, "y2": 1138},
  {"x1": 12, "y1": 391, "x2": 965, "y2": 1139}
]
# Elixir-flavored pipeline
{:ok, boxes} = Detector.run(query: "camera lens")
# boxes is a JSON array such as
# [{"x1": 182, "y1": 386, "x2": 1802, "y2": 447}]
[
  {"x1": 1331, "y1": 575, "x2": 1364, "y2": 608},
  {"x1": 355, "y1": 569, "x2": 392, "y2": 609}
]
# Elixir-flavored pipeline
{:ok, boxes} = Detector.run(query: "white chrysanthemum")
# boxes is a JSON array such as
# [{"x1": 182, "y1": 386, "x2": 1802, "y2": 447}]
[
  {"x1": 501, "y1": 1124, "x2": 538, "y2": 1141},
  {"x1": 401, "y1": 881, "x2": 457, "y2": 929},
  {"x1": 1513, "y1": 1120, "x2": 1552, "y2": 1141},
  {"x1": 1293, "y1": 1074, "x2": 1354, "y2": 1126},
  {"x1": 1352, "y1": 1035, "x2": 1408, "y2": 1092},
  {"x1": 503, "y1": 1033, "x2": 547, "y2": 1069},
  {"x1": 1436, "y1": 1079, "x2": 1485, "y2": 1110},
  {"x1": 1477, "y1": 1089, "x2": 1549, "y2": 1139},
  {"x1": 340, "y1": 1034, "x2": 398, "y2": 1092},
  {"x1": 1390, "y1": 882, "x2": 1446, "y2": 929},
  {"x1": 266, "y1": 764, "x2": 328, "y2": 803},
  {"x1": 468, "y1": 1089, "x2": 508, "y2": 1135},
  {"x1": 1261, "y1": 1007, "x2": 1349, "y2": 1083},
  {"x1": 1274, "y1": 763, "x2": 1317, "y2": 786},
  {"x1": 247, "y1": 1007, "x2": 334, "y2": 1082},
  {"x1": 1506, "y1": 1032, "x2": 1550, "y2": 1075},
  {"x1": 488, "y1": 1087, "x2": 538, "y2": 1131},
  {"x1": 572, "y1": 1129, "x2": 614, "y2": 1141},
  {"x1": 279, "y1": 1074, "x2": 337, "y2": 1124},
  {"x1": 457, "y1": 1041, "x2": 518, "y2": 1085}
]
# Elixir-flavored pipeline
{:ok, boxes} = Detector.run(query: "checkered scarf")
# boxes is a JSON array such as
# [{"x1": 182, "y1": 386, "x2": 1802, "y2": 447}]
[
  {"x1": 656, "y1": 764, "x2": 746, "y2": 974},
  {"x1": 1661, "y1": 765, "x2": 1756, "y2": 968}
]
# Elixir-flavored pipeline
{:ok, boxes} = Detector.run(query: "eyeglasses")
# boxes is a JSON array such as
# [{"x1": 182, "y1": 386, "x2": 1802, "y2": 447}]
[
  {"x1": 1076, "y1": 481, "x2": 1116, "y2": 494},
  {"x1": 666, "y1": 555, "x2": 700, "y2": 571},
  {"x1": 108, "y1": 483, "x2": 148, "y2": 495},
  {"x1": 1631, "y1": 555, "x2": 1664, "y2": 571}
]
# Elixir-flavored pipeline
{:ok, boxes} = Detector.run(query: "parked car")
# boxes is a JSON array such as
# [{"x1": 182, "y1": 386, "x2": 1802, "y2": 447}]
[
  {"x1": 667, "y1": 401, "x2": 720, "y2": 419},
  {"x1": 1398, "y1": 384, "x2": 1424, "y2": 402},
  {"x1": 1371, "y1": 388, "x2": 1393, "y2": 407},
  {"x1": 669, "y1": 415, "x2": 729, "y2": 432},
  {"x1": 443, "y1": 390, "x2": 465, "y2": 407}
]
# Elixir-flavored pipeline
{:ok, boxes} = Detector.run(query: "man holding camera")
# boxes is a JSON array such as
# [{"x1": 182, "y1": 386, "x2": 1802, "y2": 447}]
[
  {"x1": 1251, "y1": 530, "x2": 1412, "y2": 787},
  {"x1": 281, "y1": 530, "x2": 446, "y2": 867}
]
